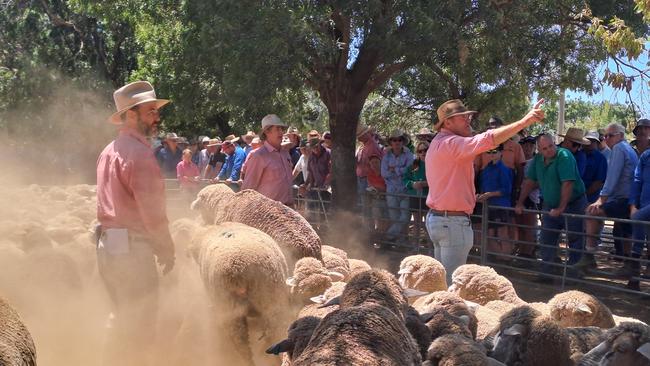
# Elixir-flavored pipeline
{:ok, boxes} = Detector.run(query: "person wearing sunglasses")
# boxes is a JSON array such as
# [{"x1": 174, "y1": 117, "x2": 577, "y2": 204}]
[{"x1": 381, "y1": 129, "x2": 415, "y2": 242}]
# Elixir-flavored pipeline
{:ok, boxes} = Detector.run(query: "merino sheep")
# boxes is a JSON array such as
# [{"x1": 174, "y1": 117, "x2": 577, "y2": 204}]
[
  {"x1": 474, "y1": 304, "x2": 502, "y2": 341},
  {"x1": 195, "y1": 222, "x2": 292, "y2": 365},
  {"x1": 578, "y1": 322, "x2": 650, "y2": 366},
  {"x1": 0, "y1": 296, "x2": 37, "y2": 366},
  {"x1": 413, "y1": 291, "x2": 478, "y2": 339},
  {"x1": 548, "y1": 290, "x2": 616, "y2": 328},
  {"x1": 292, "y1": 304, "x2": 422, "y2": 365},
  {"x1": 323, "y1": 269, "x2": 408, "y2": 321},
  {"x1": 424, "y1": 306, "x2": 473, "y2": 341},
  {"x1": 298, "y1": 282, "x2": 346, "y2": 318},
  {"x1": 398, "y1": 255, "x2": 447, "y2": 293},
  {"x1": 191, "y1": 184, "x2": 322, "y2": 265},
  {"x1": 347, "y1": 258, "x2": 371, "y2": 278},
  {"x1": 321, "y1": 246, "x2": 351, "y2": 281},
  {"x1": 449, "y1": 264, "x2": 525, "y2": 306},
  {"x1": 489, "y1": 305, "x2": 573, "y2": 366},
  {"x1": 266, "y1": 316, "x2": 322, "y2": 362},
  {"x1": 285, "y1": 257, "x2": 343, "y2": 304},
  {"x1": 565, "y1": 326, "x2": 606, "y2": 364},
  {"x1": 424, "y1": 334, "x2": 499, "y2": 366},
  {"x1": 405, "y1": 305, "x2": 434, "y2": 360}
]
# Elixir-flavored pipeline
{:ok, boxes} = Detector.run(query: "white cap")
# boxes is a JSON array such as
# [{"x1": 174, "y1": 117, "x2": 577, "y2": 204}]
[{"x1": 261, "y1": 114, "x2": 287, "y2": 129}]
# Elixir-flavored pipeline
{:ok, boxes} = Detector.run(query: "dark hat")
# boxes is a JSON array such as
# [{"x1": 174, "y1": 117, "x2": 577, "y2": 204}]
[
  {"x1": 488, "y1": 116, "x2": 503, "y2": 127},
  {"x1": 519, "y1": 136, "x2": 536, "y2": 144},
  {"x1": 633, "y1": 119, "x2": 650, "y2": 135}
]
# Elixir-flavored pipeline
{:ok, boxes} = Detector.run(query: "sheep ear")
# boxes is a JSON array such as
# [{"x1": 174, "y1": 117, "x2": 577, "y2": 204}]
[
  {"x1": 265, "y1": 339, "x2": 293, "y2": 355},
  {"x1": 422, "y1": 361, "x2": 433, "y2": 366},
  {"x1": 463, "y1": 300, "x2": 480, "y2": 313},
  {"x1": 579, "y1": 340, "x2": 610, "y2": 365},
  {"x1": 458, "y1": 315, "x2": 470, "y2": 326},
  {"x1": 190, "y1": 199, "x2": 200, "y2": 210},
  {"x1": 285, "y1": 277, "x2": 297, "y2": 287},
  {"x1": 420, "y1": 312, "x2": 435, "y2": 323},
  {"x1": 503, "y1": 324, "x2": 525, "y2": 336},
  {"x1": 447, "y1": 284, "x2": 457, "y2": 292},
  {"x1": 576, "y1": 303, "x2": 592, "y2": 314},
  {"x1": 310, "y1": 295, "x2": 326, "y2": 304},
  {"x1": 397, "y1": 267, "x2": 412, "y2": 275},
  {"x1": 328, "y1": 271, "x2": 344, "y2": 282},
  {"x1": 319, "y1": 296, "x2": 340, "y2": 308},
  {"x1": 637, "y1": 342, "x2": 650, "y2": 361},
  {"x1": 403, "y1": 288, "x2": 429, "y2": 298}
]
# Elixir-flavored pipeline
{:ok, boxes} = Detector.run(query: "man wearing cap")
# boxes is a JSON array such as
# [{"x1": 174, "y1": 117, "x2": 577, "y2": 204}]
[
  {"x1": 305, "y1": 137, "x2": 332, "y2": 220},
  {"x1": 242, "y1": 114, "x2": 294, "y2": 206},
  {"x1": 633, "y1": 118, "x2": 650, "y2": 156},
  {"x1": 426, "y1": 99, "x2": 544, "y2": 280},
  {"x1": 577, "y1": 122, "x2": 638, "y2": 271},
  {"x1": 216, "y1": 135, "x2": 246, "y2": 186},
  {"x1": 582, "y1": 131, "x2": 608, "y2": 204},
  {"x1": 558, "y1": 127, "x2": 589, "y2": 177},
  {"x1": 286, "y1": 127, "x2": 302, "y2": 166},
  {"x1": 241, "y1": 131, "x2": 256, "y2": 155},
  {"x1": 97, "y1": 81, "x2": 175, "y2": 365},
  {"x1": 381, "y1": 129, "x2": 415, "y2": 241},
  {"x1": 156, "y1": 132, "x2": 183, "y2": 178}
]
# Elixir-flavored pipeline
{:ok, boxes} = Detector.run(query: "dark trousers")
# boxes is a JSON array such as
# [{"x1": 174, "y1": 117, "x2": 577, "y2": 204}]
[
  {"x1": 539, "y1": 195, "x2": 587, "y2": 273},
  {"x1": 632, "y1": 204, "x2": 650, "y2": 256}
]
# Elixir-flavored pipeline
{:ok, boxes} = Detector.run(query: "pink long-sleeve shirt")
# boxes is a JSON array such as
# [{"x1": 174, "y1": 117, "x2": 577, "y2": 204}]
[
  {"x1": 241, "y1": 141, "x2": 294, "y2": 205},
  {"x1": 425, "y1": 129, "x2": 496, "y2": 214},
  {"x1": 96, "y1": 127, "x2": 173, "y2": 256},
  {"x1": 176, "y1": 160, "x2": 200, "y2": 189}
]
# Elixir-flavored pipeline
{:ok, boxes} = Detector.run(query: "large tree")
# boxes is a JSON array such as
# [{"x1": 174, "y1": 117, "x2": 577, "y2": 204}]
[{"x1": 186, "y1": 0, "x2": 648, "y2": 211}]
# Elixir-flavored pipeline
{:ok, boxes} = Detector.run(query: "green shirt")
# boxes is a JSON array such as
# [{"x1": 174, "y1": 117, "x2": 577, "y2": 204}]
[
  {"x1": 526, "y1": 147, "x2": 585, "y2": 209},
  {"x1": 403, "y1": 159, "x2": 428, "y2": 196}
]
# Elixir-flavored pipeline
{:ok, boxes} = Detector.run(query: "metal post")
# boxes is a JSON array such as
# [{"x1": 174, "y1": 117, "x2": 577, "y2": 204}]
[{"x1": 480, "y1": 202, "x2": 489, "y2": 265}]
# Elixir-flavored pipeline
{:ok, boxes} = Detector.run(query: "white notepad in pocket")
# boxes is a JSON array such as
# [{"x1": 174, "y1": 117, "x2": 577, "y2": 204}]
[{"x1": 98, "y1": 228, "x2": 130, "y2": 255}]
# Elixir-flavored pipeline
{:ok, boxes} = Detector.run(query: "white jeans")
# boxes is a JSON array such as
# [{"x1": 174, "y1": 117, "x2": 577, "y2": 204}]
[{"x1": 425, "y1": 213, "x2": 474, "y2": 284}]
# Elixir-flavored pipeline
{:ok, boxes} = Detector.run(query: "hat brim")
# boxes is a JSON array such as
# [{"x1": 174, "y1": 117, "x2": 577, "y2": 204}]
[
  {"x1": 108, "y1": 98, "x2": 170, "y2": 125},
  {"x1": 433, "y1": 110, "x2": 477, "y2": 131},
  {"x1": 356, "y1": 127, "x2": 373, "y2": 138},
  {"x1": 558, "y1": 135, "x2": 590, "y2": 145}
]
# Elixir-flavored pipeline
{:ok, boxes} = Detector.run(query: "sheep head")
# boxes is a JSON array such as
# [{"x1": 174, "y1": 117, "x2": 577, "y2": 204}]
[{"x1": 579, "y1": 322, "x2": 650, "y2": 366}]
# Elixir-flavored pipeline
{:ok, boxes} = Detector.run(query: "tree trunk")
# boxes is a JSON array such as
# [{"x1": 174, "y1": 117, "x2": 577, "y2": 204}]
[{"x1": 328, "y1": 99, "x2": 365, "y2": 213}]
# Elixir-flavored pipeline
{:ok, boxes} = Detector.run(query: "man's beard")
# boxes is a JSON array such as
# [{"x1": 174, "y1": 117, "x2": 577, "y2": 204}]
[{"x1": 136, "y1": 116, "x2": 157, "y2": 137}]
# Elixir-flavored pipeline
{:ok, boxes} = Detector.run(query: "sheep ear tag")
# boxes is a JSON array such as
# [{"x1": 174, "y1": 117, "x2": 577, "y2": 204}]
[
  {"x1": 328, "y1": 271, "x2": 344, "y2": 282},
  {"x1": 576, "y1": 303, "x2": 592, "y2": 314},
  {"x1": 285, "y1": 277, "x2": 297, "y2": 287},
  {"x1": 503, "y1": 324, "x2": 525, "y2": 336},
  {"x1": 637, "y1": 342, "x2": 650, "y2": 361},
  {"x1": 403, "y1": 288, "x2": 429, "y2": 298},
  {"x1": 310, "y1": 295, "x2": 326, "y2": 304}
]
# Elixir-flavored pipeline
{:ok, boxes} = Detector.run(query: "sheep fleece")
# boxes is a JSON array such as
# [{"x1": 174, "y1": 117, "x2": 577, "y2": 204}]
[{"x1": 0, "y1": 296, "x2": 36, "y2": 366}]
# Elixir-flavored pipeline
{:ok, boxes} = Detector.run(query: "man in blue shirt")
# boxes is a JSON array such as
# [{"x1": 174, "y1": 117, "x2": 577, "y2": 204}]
[
  {"x1": 582, "y1": 131, "x2": 608, "y2": 204},
  {"x1": 156, "y1": 132, "x2": 183, "y2": 178},
  {"x1": 577, "y1": 123, "x2": 639, "y2": 271},
  {"x1": 216, "y1": 138, "x2": 247, "y2": 186},
  {"x1": 477, "y1": 144, "x2": 514, "y2": 260}
]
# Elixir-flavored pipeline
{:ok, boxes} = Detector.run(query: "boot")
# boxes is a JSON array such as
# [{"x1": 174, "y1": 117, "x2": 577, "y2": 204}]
[
  {"x1": 615, "y1": 256, "x2": 640, "y2": 279},
  {"x1": 573, "y1": 253, "x2": 597, "y2": 271}
]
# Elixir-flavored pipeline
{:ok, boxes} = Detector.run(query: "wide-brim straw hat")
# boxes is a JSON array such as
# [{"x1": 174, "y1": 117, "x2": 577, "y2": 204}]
[
  {"x1": 415, "y1": 127, "x2": 434, "y2": 138},
  {"x1": 388, "y1": 129, "x2": 406, "y2": 142},
  {"x1": 206, "y1": 138, "x2": 222, "y2": 147},
  {"x1": 109, "y1": 81, "x2": 169, "y2": 125},
  {"x1": 356, "y1": 124, "x2": 374, "y2": 138},
  {"x1": 558, "y1": 127, "x2": 590, "y2": 145},
  {"x1": 434, "y1": 99, "x2": 477, "y2": 131}
]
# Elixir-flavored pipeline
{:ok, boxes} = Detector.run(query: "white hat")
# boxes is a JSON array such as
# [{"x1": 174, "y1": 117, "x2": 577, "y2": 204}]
[
  {"x1": 261, "y1": 114, "x2": 287, "y2": 129},
  {"x1": 201, "y1": 136, "x2": 210, "y2": 143},
  {"x1": 109, "y1": 81, "x2": 169, "y2": 125}
]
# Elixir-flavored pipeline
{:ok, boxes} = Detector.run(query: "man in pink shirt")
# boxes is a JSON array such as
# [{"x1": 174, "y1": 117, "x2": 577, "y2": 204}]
[
  {"x1": 242, "y1": 114, "x2": 294, "y2": 206},
  {"x1": 426, "y1": 99, "x2": 545, "y2": 281},
  {"x1": 96, "y1": 81, "x2": 175, "y2": 366}
]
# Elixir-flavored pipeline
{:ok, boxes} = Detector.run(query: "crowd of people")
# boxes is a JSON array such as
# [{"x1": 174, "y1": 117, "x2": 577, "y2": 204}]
[{"x1": 154, "y1": 106, "x2": 650, "y2": 291}]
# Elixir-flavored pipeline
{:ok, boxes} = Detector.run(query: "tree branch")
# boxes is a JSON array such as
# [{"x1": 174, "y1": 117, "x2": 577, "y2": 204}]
[{"x1": 364, "y1": 61, "x2": 408, "y2": 94}]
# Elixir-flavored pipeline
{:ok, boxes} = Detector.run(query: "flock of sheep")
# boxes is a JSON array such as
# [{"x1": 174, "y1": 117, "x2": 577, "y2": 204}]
[{"x1": 1, "y1": 183, "x2": 649, "y2": 365}]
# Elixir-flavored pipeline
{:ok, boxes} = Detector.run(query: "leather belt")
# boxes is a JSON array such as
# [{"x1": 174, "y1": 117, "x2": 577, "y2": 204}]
[{"x1": 429, "y1": 209, "x2": 469, "y2": 218}]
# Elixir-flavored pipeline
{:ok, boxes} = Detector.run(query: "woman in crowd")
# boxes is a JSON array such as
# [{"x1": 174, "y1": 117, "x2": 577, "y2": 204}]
[{"x1": 403, "y1": 140, "x2": 429, "y2": 246}]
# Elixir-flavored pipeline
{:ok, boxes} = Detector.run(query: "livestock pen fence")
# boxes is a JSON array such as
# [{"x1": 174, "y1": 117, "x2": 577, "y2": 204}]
[{"x1": 164, "y1": 180, "x2": 650, "y2": 297}]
